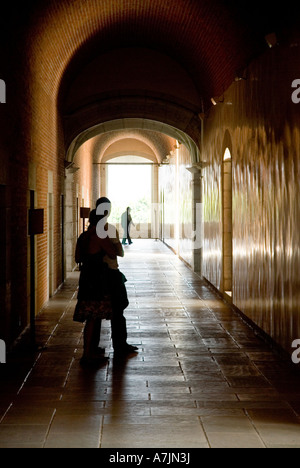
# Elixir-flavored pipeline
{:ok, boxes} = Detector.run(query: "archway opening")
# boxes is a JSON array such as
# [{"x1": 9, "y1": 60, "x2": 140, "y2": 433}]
[
  {"x1": 64, "y1": 120, "x2": 200, "y2": 274},
  {"x1": 106, "y1": 155, "x2": 153, "y2": 241},
  {"x1": 222, "y1": 147, "x2": 233, "y2": 299}
]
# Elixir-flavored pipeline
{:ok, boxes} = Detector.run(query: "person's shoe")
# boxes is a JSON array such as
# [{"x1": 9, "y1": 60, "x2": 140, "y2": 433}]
[
  {"x1": 126, "y1": 344, "x2": 138, "y2": 352},
  {"x1": 80, "y1": 354, "x2": 108, "y2": 366},
  {"x1": 114, "y1": 344, "x2": 139, "y2": 356}
]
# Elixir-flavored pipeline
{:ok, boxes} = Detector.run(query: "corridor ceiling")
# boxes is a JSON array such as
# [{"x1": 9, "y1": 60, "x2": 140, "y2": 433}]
[
  {"x1": 92, "y1": 129, "x2": 176, "y2": 164},
  {"x1": 2, "y1": 0, "x2": 299, "y2": 159},
  {"x1": 4, "y1": 0, "x2": 297, "y2": 106}
]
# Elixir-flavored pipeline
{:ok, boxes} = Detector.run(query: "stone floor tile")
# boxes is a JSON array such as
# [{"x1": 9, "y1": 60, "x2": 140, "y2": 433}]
[
  {"x1": 201, "y1": 414, "x2": 257, "y2": 433},
  {"x1": 101, "y1": 422, "x2": 208, "y2": 448},
  {"x1": 1, "y1": 407, "x2": 56, "y2": 425},
  {"x1": 44, "y1": 431, "x2": 101, "y2": 448},
  {"x1": 0, "y1": 425, "x2": 50, "y2": 447},
  {"x1": 0, "y1": 240, "x2": 300, "y2": 448},
  {"x1": 206, "y1": 432, "x2": 265, "y2": 448},
  {"x1": 251, "y1": 425, "x2": 300, "y2": 448}
]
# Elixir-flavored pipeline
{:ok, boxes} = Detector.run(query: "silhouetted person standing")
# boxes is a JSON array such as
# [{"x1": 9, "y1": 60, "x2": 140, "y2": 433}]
[
  {"x1": 121, "y1": 207, "x2": 135, "y2": 245},
  {"x1": 96, "y1": 198, "x2": 138, "y2": 356},
  {"x1": 74, "y1": 209, "x2": 116, "y2": 365}
]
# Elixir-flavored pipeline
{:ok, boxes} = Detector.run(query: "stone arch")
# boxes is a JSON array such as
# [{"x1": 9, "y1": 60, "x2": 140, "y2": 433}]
[
  {"x1": 101, "y1": 140, "x2": 158, "y2": 164},
  {"x1": 66, "y1": 118, "x2": 200, "y2": 165}
]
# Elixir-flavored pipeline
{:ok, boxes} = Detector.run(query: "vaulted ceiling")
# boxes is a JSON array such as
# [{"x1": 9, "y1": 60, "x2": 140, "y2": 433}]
[
  {"x1": 3, "y1": 0, "x2": 299, "y2": 159},
  {"x1": 6, "y1": 0, "x2": 295, "y2": 106},
  {"x1": 91, "y1": 129, "x2": 177, "y2": 164}
]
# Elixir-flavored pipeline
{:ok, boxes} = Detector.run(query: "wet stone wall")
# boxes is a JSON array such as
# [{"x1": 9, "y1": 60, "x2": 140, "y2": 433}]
[{"x1": 202, "y1": 43, "x2": 300, "y2": 354}]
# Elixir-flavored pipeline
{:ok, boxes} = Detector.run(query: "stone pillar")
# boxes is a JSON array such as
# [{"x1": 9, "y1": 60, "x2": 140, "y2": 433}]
[
  {"x1": 222, "y1": 158, "x2": 233, "y2": 294},
  {"x1": 151, "y1": 164, "x2": 159, "y2": 239},
  {"x1": 187, "y1": 166, "x2": 203, "y2": 275},
  {"x1": 92, "y1": 164, "x2": 100, "y2": 207},
  {"x1": 99, "y1": 164, "x2": 107, "y2": 197},
  {"x1": 65, "y1": 168, "x2": 77, "y2": 273}
]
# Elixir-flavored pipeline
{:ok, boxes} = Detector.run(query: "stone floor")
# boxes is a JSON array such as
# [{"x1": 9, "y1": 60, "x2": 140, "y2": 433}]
[{"x1": 0, "y1": 240, "x2": 300, "y2": 448}]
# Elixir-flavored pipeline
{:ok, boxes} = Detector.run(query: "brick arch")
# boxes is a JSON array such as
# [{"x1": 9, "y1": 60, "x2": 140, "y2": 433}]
[
  {"x1": 101, "y1": 139, "x2": 158, "y2": 164},
  {"x1": 22, "y1": 0, "x2": 265, "y2": 101},
  {"x1": 14, "y1": 0, "x2": 271, "y2": 187},
  {"x1": 95, "y1": 134, "x2": 167, "y2": 165},
  {"x1": 62, "y1": 45, "x2": 204, "y2": 151},
  {"x1": 66, "y1": 118, "x2": 200, "y2": 164},
  {"x1": 19, "y1": 0, "x2": 268, "y2": 152},
  {"x1": 79, "y1": 129, "x2": 177, "y2": 165},
  {"x1": 64, "y1": 97, "x2": 202, "y2": 157}
]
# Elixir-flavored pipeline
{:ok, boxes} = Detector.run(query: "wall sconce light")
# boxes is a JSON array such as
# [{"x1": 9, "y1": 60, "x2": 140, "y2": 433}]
[
  {"x1": 235, "y1": 71, "x2": 247, "y2": 81},
  {"x1": 211, "y1": 96, "x2": 224, "y2": 106},
  {"x1": 265, "y1": 32, "x2": 278, "y2": 48}
]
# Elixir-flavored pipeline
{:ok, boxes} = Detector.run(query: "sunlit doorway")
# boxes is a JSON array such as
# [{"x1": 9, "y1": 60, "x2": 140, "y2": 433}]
[{"x1": 106, "y1": 156, "x2": 154, "y2": 240}]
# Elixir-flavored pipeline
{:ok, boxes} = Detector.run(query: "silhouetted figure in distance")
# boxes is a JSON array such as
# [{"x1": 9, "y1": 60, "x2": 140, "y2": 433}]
[{"x1": 121, "y1": 207, "x2": 135, "y2": 245}]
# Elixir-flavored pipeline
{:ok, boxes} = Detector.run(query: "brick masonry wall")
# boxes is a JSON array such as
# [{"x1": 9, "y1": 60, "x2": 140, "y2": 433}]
[
  {"x1": 0, "y1": 47, "x2": 70, "y2": 345},
  {"x1": 66, "y1": 140, "x2": 94, "y2": 273}
]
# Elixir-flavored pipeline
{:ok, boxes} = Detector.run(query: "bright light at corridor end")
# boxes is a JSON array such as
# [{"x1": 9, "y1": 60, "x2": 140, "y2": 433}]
[
  {"x1": 223, "y1": 148, "x2": 232, "y2": 161},
  {"x1": 96, "y1": 201, "x2": 204, "y2": 250}
]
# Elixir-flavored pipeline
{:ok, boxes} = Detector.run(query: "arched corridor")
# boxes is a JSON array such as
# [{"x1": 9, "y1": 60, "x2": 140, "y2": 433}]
[
  {"x1": 0, "y1": 0, "x2": 300, "y2": 449},
  {"x1": 1, "y1": 241, "x2": 300, "y2": 448}
]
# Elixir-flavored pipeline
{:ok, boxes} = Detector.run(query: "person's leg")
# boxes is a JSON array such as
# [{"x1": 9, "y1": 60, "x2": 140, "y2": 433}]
[
  {"x1": 111, "y1": 309, "x2": 139, "y2": 355},
  {"x1": 128, "y1": 228, "x2": 132, "y2": 244},
  {"x1": 111, "y1": 308, "x2": 127, "y2": 350},
  {"x1": 91, "y1": 318, "x2": 104, "y2": 353},
  {"x1": 83, "y1": 319, "x2": 95, "y2": 358},
  {"x1": 109, "y1": 270, "x2": 138, "y2": 355},
  {"x1": 82, "y1": 319, "x2": 106, "y2": 362}
]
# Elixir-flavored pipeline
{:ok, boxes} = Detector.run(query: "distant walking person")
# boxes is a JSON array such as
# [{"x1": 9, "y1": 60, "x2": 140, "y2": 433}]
[{"x1": 121, "y1": 207, "x2": 135, "y2": 245}]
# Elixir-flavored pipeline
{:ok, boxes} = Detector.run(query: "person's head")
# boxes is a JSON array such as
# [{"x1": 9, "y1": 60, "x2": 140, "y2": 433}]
[
  {"x1": 88, "y1": 209, "x2": 98, "y2": 227},
  {"x1": 127, "y1": 207, "x2": 131, "y2": 214},
  {"x1": 96, "y1": 197, "x2": 111, "y2": 219}
]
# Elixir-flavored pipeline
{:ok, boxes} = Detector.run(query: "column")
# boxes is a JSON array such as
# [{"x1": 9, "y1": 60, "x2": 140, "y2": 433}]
[
  {"x1": 99, "y1": 164, "x2": 107, "y2": 198},
  {"x1": 92, "y1": 164, "x2": 101, "y2": 207},
  {"x1": 151, "y1": 164, "x2": 159, "y2": 239},
  {"x1": 65, "y1": 169, "x2": 76, "y2": 273},
  {"x1": 187, "y1": 166, "x2": 203, "y2": 274}
]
